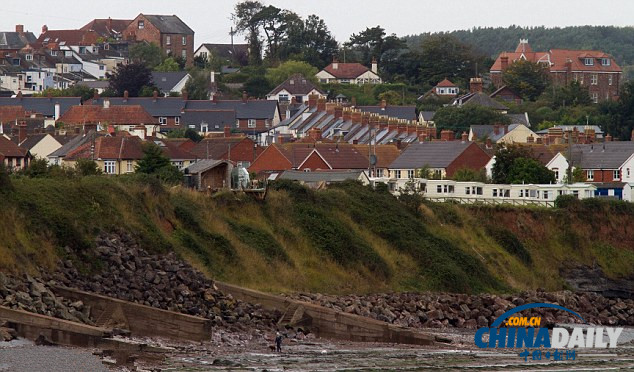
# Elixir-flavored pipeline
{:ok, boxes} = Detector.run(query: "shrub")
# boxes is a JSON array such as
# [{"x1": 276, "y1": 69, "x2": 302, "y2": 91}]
[
  {"x1": 485, "y1": 226, "x2": 532, "y2": 265},
  {"x1": 227, "y1": 220, "x2": 291, "y2": 264},
  {"x1": 554, "y1": 194, "x2": 579, "y2": 209}
]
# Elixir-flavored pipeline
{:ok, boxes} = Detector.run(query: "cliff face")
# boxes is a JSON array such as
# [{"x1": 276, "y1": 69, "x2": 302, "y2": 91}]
[{"x1": 1, "y1": 176, "x2": 633, "y2": 295}]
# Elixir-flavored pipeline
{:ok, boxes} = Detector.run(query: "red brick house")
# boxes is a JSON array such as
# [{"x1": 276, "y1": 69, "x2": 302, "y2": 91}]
[
  {"x1": 0, "y1": 135, "x2": 30, "y2": 170},
  {"x1": 57, "y1": 102, "x2": 158, "y2": 135},
  {"x1": 124, "y1": 14, "x2": 194, "y2": 65},
  {"x1": 490, "y1": 40, "x2": 622, "y2": 102}
]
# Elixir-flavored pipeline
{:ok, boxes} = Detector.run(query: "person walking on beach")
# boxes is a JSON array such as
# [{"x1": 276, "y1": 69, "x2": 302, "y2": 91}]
[{"x1": 275, "y1": 332, "x2": 283, "y2": 352}]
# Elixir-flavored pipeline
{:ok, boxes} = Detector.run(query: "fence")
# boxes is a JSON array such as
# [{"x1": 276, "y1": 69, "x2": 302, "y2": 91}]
[{"x1": 425, "y1": 196, "x2": 556, "y2": 208}]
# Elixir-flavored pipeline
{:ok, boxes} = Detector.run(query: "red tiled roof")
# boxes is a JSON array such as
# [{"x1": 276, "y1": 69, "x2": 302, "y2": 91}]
[
  {"x1": 160, "y1": 141, "x2": 196, "y2": 160},
  {"x1": 80, "y1": 19, "x2": 132, "y2": 37},
  {"x1": 37, "y1": 29, "x2": 99, "y2": 46},
  {"x1": 58, "y1": 105, "x2": 157, "y2": 125},
  {"x1": 66, "y1": 135, "x2": 145, "y2": 160},
  {"x1": 515, "y1": 41, "x2": 532, "y2": 53},
  {"x1": 436, "y1": 78, "x2": 457, "y2": 87},
  {"x1": 190, "y1": 137, "x2": 249, "y2": 159},
  {"x1": 322, "y1": 63, "x2": 370, "y2": 79},
  {"x1": 353, "y1": 144, "x2": 401, "y2": 168},
  {"x1": 0, "y1": 106, "x2": 27, "y2": 123},
  {"x1": 0, "y1": 136, "x2": 27, "y2": 157}
]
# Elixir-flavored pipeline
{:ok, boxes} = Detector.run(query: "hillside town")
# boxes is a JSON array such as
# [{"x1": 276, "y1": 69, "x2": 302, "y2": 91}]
[{"x1": 3, "y1": 2, "x2": 634, "y2": 370}]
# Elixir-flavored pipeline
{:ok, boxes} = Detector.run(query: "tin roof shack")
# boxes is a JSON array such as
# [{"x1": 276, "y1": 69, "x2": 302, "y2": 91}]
[{"x1": 184, "y1": 159, "x2": 233, "y2": 191}]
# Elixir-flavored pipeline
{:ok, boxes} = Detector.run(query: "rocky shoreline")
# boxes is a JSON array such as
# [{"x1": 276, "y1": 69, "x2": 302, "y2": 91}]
[{"x1": 287, "y1": 290, "x2": 634, "y2": 329}]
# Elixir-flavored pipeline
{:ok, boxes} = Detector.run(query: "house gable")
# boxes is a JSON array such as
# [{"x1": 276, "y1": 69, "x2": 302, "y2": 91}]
[
  {"x1": 297, "y1": 149, "x2": 332, "y2": 170},
  {"x1": 248, "y1": 144, "x2": 292, "y2": 173}
]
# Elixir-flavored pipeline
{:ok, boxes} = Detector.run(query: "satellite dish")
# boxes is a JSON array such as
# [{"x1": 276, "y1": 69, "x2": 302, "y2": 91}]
[{"x1": 369, "y1": 154, "x2": 377, "y2": 166}]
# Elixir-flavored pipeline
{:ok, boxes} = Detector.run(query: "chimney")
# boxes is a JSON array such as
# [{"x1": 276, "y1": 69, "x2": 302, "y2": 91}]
[
  {"x1": 123, "y1": 90, "x2": 129, "y2": 100},
  {"x1": 361, "y1": 112, "x2": 370, "y2": 125},
  {"x1": 224, "y1": 126, "x2": 231, "y2": 138},
  {"x1": 290, "y1": 96, "x2": 296, "y2": 105},
  {"x1": 153, "y1": 90, "x2": 158, "y2": 101},
  {"x1": 440, "y1": 129, "x2": 454, "y2": 141},
  {"x1": 380, "y1": 99, "x2": 387, "y2": 110},
  {"x1": 334, "y1": 105, "x2": 343, "y2": 119},
  {"x1": 18, "y1": 121, "x2": 27, "y2": 144},
  {"x1": 503, "y1": 125, "x2": 509, "y2": 134},
  {"x1": 606, "y1": 133, "x2": 613, "y2": 142},
  {"x1": 493, "y1": 125, "x2": 500, "y2": 135},
  {"x1": 308, "y1": 127, "x2": 322, "y2": 141},
  {"x1": 54, "y1": 103, "x2": 60, "y2": 120},
  {"x1": 93, "y1": 90, "x2": 99, "y2": 100},
  {"x1": 316, "y1": 97, "x2": 326, "y2": 112},
  {"x1": 242, "y1": 91, "x2": 247, "y2": 103},
  {"x1": 350, "y1": 96, "x2": 357, "y2": 107},
  {"x1": 15, "y1": 25, "x2": 24, "y2": 34},
  {"x1": 332, "y1": 57, "x2": 338, "y2": 70},
  {"x1": 103, "y1": 98, "x2": 110, "y2": 109},
  {"x1": 182, "y1": 91, "x2": 188, "y2": 101},
  {"x1": 351, "y1": 109, "x2": 362, "y2": 124},
  {"x1": 325, "y1": 102, "x2": 336, "y2": 115},
  {"x1": 371, "y1": 57, "x2": 378, "y2": 74},
  {"x1": 485, "y1": 138, "x2": 492, "y2": 149},
  {"x1": 308, "y1": 94, "x2": 318, "y2": 109},
  {"x1": 41, "y1": 25, "x2": 48, "y2": 34},
  {"x1": 469, "y1": 78, "x2": 483, "y2": 93},
  {"x1": 342, "y1": 108, "x2": 352, "y2": 121},
  {"x1": 378, "y1": 115, "x2": 388, "y2": 130},
  {"x1": 527, "y1": 135, "x2": 535, "y2": 143},
  {"x1": 535, "y1": 137, "x2": 543, "y2": 144},
  {"x1": 395, "y1": 139, "x2": 403, "y2": 150},
  {"x1": 17, "y1": 91, "x2": 22, "y2": 99},
  {"x1": 461, "y1": 131, "x2": 468, "y2": 142},
  {"x1": 501, "y1": 55, "x2": 509, "y2": 70}
]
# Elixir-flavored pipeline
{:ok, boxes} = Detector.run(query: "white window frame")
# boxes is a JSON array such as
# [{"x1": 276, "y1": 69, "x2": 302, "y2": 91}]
[
  {"x1": 407, "y1": 170, "x2": 414, "y2": 179},
  {"x1": 126, "y1": 160, "x2": 133, "y2": 173},
  {"x1": 159, "y1": 117, "x2": 167, "y2": 125},
  {"x1": 181, "y1": 49, "x2": 187, "y2": 59},
  {"x1": 175, "y1": 117, "x2": 180, "y2": 125},
  {"x1": 138, "y1": 21, "x2": 144, "y2": 29},
  {"x1": 587, "y1": 170, "x2": 594, "y2": 180},
  {"x1": 608, "y1": 74, "x2": 613, "y2": 86},
  {"x1": 104, "y1": 160, "x2": 116, "y2": 174},
  {"x1": 395, "y1": 170, "x2": 401, "y2": 179},
  {"x1": 25, "y1": 54, "x2": 33, "y2": 61},
  {"x1": 601, "y1": 58, "x2": 611, "y2": 66},
  {"x1": 613, "y1": 170, "x2": 620, "y2": 181},
  {"x1": 591, "y1": 74, "x2": 598, "y2": 85},
  {"x1": 584, "y1": 58, "x2": 594, "y2": 66},
  {"x1": 247, "y1": 119, "x2": 256, "y2": 128},
  {"x1": 591, "y1": 92, "x2": 599, "y2": 103},
  {"x1": 182, "y1": 36, "x2": 186, "y2": 46},
  {"x1": 201, "y1": 124, "x2": 208, "y2": 133},
  {"x1": 166, "y1": 35, "x2": 171, "y2": 45}
]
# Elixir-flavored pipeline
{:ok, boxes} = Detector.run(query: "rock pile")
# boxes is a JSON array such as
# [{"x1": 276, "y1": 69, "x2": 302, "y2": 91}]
[
  {"x1": 0, "y1": 273, "x2": 93, "y2": 325},
  {"x1": 47, "y1": 233, "x2": 280, "y2": 331},
  {"x1": 288, "y1": 290, "x2": 634, "y2": 329}
]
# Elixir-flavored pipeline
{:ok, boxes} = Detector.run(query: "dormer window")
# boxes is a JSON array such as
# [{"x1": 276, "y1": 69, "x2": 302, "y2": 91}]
[
  {"x1": 601, "y1": 58, "x2": 611, "y2": 66},
  {"x1": 50, "y1": 50, "x2": 57, "y2": 56},
  {"x1": 138, "y1": 21, "x2": 144, "y2": 29},
  {"x1": 584, "y1": 58, "x2": 594, "y2": 66}
]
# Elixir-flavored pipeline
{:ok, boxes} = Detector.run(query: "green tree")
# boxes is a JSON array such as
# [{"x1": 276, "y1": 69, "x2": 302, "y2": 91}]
[
  {"x1": 107, "y1": 62, "x2": 154, "y2": 97},
  {"x1": 491, "y1": 144, "x2": 533, "y2": 184},
  {"x1": 433, "y1": 105, "x2": 510, "y2": 134},
  {"x1": 36, "y1": 85, "x2": 95, "y2": 103},
  {"x1": 166, "y1": 128, "x2": 203, "y2": 142},
  {"x1": 599, "y1": 81, "x2": 634, "y2": 140},
  {"x1": 154, "y1": 57, "x2": 181, "y2": 72},
  {"x1": 21, "y1": 158, "x2": 49, "y2": 178},
  {"x1": 183, "y1": 69, "x2": 210, "y2": 100},
  {"x1": 135, "y1": 143, "x2": 182, "y2": 183},
  {"x1": 0, "y1": 163, "x2": 14, "y2": 193},
  {"x1": 563, "y1": 167, "x2": 585, "y2": 183},
  {"x1": 244, "y1": 75, "x2": 273, "y2": 98},
  {"x1": 377, "y1": 90, "x2": 402, "y2": 105},
  {"x1": 345, "y1": 26, "x2": 387, "y2": 65},
  {"x1": 507, "y1": 157, "x2": 556, "y2": 184},
  {"x1": 281, "y1": 14, "x2": 338, "y2": 68},
  {"x1": 549, "y1": 81, "x2": 592, "y2": 108},
  {"x1": 129, "y1": 42, "x2": 163, "y2": 69},
  {"x1": 75, "y1": 159, "x2": 101, "y2": 176},
  {"x1": 502, "y1": 60, "x2": 549, "y2": 101},
  {"x1": 452, "y1": 167, "x2": 488, "y2": 182},
  {"x1": 265, "y1": 60, "x2": 318, "y2": 85},
  {"x1": 232, "y1": 1, "x2": 265, "y2": 65}
]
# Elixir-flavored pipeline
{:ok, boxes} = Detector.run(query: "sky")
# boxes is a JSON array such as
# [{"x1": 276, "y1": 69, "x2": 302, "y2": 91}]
[{"x1": 2, "y1": 0, "x2": 633, "y2": 44}]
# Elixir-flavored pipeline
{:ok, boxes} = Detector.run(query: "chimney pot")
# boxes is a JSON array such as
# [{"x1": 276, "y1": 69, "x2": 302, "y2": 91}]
[
  {"x1": 461, "y1": 131, "x2": 468, "y2": 142},
  {"x1": 182, "y1": 91, "x2": 188, "y2": 101},
  {"x1": 380, "y1": 99, "x2": 386, "y2": 110},
  {"x1": 15, "y1": 25, "x2": 24, "y2": 34},
  {"x1": 469, "y1": 78, "x2": 483, "y2": 93},
  {"x1": 224, "y1": 126, "x2": 231, "y2": 138},
  {"x1": 41, "y1": 25, "x2": 48, "y2": 34},
  {"x1": 242, "y1": 91, "x2": 247, "y2": 103},
  {"x1": 18, "y1": 121, "x2": 27, "y2": 144},
  {"x1": 153, "y1": 90, "x2": 158, "y2": 100}
]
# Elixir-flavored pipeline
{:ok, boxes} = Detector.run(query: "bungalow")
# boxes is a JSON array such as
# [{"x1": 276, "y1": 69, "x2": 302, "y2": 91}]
[
  {"x1": 64, "y1": 135, "x2": 144, "y2": 175},
  {"x1": 266, "y1": 73, "x2": 325, "y2": 103},
  {"x1": 315, "y1": 59, "x2": 381, "y2": 84},
  {"x1": 57, "y1": 101, "x2": 159, "y2": 135},
  {"x1": 0, "y1": 135, "x2": 30, "y2": 170},
  {"x1": 278, "y1": 169, "x2": 370, "y2": 187},
  {"x1": 547, "y1": 142, "x2": 634, "y2": 184},
  {"x1": 388, "y1": 141, "x2": 491, "y2": 180}
]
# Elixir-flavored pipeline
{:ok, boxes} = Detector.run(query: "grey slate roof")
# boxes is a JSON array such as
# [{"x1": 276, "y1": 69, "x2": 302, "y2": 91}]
[
  {"x1": 507, "y1": 113, "x2": 531, "y2": 127},
  {"x1": 279, "y1": 170, "x2": 367, "y2": 183},
  {"x1": 268, "y1": 74, "x2": 325, "y2": 96},
  {"x1": 88, "y1": 97, "x2": 185, "y2": 117},
  {"x1": 184, "y1": 159, "x2": 227, "y2": 174},
  {"x1": 452, "y1": 92, "x2": 508, "y2": 111},
  {"x1": 18, "y1": 133, "x2": 49, "y2": 150},
  {"x1": 181, "y1": 110, "x2": 236, "y2": 131},
  {"x1": 0, "y1": 97, "x2": 80, "y2": 117},
  {"x1": 143, "y1": 15, "x2": 194, "y2": 35},
  {"x1": 0, "y1": 32, "x2": 36, "y2": 50},
  {"x1": 470, "y1": 124, "x2": 523, "y2": 142},
  {"x1": 151, "y1": 71, "x2": 189, "y2": 94},
  {"x1": 568, "y1": 142, "x2": 634, "y2": 169},
  {"x1": 419, "y1": 111, "x2": 436, "y2": 121},
  {"x1": 389, "y1": 141, "x2": 476, "y2": 169},
  {"x1": 76, "y1": 81, "x2": 110, "y2": 90},
  {"x1": 357, "y1": 105, "x2": 417, "y2": 121},
  {"x1": 199, "y1": 43, "x2": 249, "y2": 61},
  {"x1": 184, "y1": 100, "x2": 278, "y2": 120},
  {"x1": 48, "y1": 131, "x2": 99, "y2": 158}
]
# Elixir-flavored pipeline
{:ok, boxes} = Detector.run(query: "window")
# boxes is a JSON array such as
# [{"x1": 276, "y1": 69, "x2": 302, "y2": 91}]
[
  {"x1": 104, "y1": 161, "x2": 116, "y2": 174},
  {"x1": 628, "y1": 168, "x2": 631, "y2": 178},
  {"x1": 407, "y1": 170, "x2": 414, "y2": 179},
  {"x1": 201, "y1": 124, "x2": 208, "y2": 133},
  {"x1": 465, "y1": 187, "x2": 471, "y2": 195},
  {"x1": 587, "y1": 170, "x2": 594, "y2": 180},
  {"x1": 25, "y1": 54, "x2": 32, "y2": 61},
  {"x1": 99, "y1": 65, "x2": 104, "y2": 70},
  {"x1": 613, "y1": 170, "x2": 621, "y2": 180},
  {"x1": 166, "y1": 35, "x2": 171, "y2": 45},
  {"x1": 265, "y1": 119, "x2": 270, "y2": 128},
  {"x1": 553, "y1": 168, "x2": 559, "y2": 180},
  {"x1": 591, "y1": 92, "x2": 598, "y2": 103},
  {"x1": 175, "y1": 117, "x2": 180, "y2": 125},
  {"x1": 181, "y1": 50, "x2": 187, "y2": 59},
  {"x1": 159, "y1": 117, "x2": 167, "y2": 125},
  {"x1": 376, "y1": 169, "x2": 383, "y2": 177},
  {"x1": 50, "y1": 50, "x2": 57, "y2": 56},
  {"x1": 608, "y1": 74, "x2": 613, "y2": 86},
  {"x1": 182, "y1": 36, "x2": 186, "y2": 46},
  {"x1": 126, "y1": 160, "x2": 133, "y2": 173},
  {"x1": 15, "y1": 158, "x2": 21, "y2": 168},
  {"x1": 138, "y1": 21, "x2": 144, "y2": 29},
  {"x1": 395, "y1": 170, "x2": 401, "y2": 179},
  {"x1": 279, "y1": 94, "x2": 289, "y2": 102},
  {"x1": 591, "y1": 74, "x2": 598, "y2": 85},
  {"x1": 247, "y1": 119, "x2": 256, "y2": 128},
  {"x1": 584, "y1": 58, "x2": 594, "y2": 66},
  {"x1": 476, "y1": 187, "x2": 483, "y2": 195},
  {"x1": 437, "y1": 185, "x2": 442, "y2": 193},
  {"x1": 493, "y1": 189, "x2": 498, "y2": 197},
  {"x1": 433, "y1": 169, "x2": 442, "y2": 178},
  {"x1": 519, "y1": 189, "x2": 525, "y2": 198},
  {"x1": 543, "y1": 191, "x2": 549, "y2": 199},
  {"x1": 601, "y1": 58, "x2": 611, "y2": 66}
]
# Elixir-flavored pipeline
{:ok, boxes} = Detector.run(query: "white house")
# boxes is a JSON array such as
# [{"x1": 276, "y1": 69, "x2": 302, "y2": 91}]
[
  {"x1": 266, "y1": 73, "x2": 325, "y2": 103},
  {"x1": 315, "y1": 60, "x2": 381, "y2": 84},
  {"x1": 547, "y1": 142, "x2": 634, "y2": 184}
]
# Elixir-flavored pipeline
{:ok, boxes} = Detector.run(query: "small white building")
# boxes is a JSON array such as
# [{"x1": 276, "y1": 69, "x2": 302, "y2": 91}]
[
  {"x1": 266, "y1": 73, "x2": 325, "y2": 103},
  {"x1": 315, "y1": 60, "x2": 381, "y2": 84}
]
